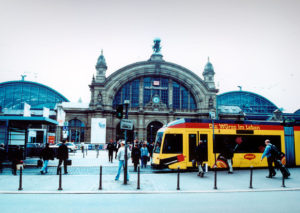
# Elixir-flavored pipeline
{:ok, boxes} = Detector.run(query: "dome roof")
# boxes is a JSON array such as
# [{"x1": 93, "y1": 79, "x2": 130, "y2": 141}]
[
  {"x1": 0, "y1": 80, "x2": 69, "y2": 110},
  {"x1": 203, "y1": 58, "x2": 215, "y2": 75},
  {"x1": 96, "y1": 50, "x2": 107, "y2": 69},
  {"x1": 217, "y1": 90, "x2": 278, "y2": 115}
]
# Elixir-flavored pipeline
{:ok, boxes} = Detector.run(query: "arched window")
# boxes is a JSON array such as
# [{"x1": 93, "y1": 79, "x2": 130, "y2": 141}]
[{"x1": 112, "y1": 77, "x2": 197, "y2": 110}]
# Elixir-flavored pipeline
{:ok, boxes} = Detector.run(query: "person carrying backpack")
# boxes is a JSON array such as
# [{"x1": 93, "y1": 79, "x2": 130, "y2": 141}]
[{"x1": 261, "y1": 139, "x2": 279, "y2": 178}]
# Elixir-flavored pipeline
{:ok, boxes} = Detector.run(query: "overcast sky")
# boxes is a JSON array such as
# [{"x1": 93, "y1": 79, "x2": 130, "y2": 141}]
[{"x1": 0, "y1": 0, "x2": 299, "y2": 112}]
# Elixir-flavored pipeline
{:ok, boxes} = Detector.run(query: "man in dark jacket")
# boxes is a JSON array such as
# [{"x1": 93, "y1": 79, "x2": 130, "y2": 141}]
[
  {"x1": 57, "y1": 140, "x2": 69, "y2": 175},
  {"x1": 195, "y1": 140, "x2": 206, "y2": 177},
  {"x1": 11, "y1": 146, "x2": 22, "y2": 175},
  {"x1": 131, "y1": 143, "x2": 141, "y2": 172},
  {"x1": 40, "y1": 143, "x2": 54, "y2": 174},
  {"x1": 222, "y1": 140, "x2": 234, "y2": 174},
  {"x1": 107, "y1": 141, "x2": 115, "y2": 163}
]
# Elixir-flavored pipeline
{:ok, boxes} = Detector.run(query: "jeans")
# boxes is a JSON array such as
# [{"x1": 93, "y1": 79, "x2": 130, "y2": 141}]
[
  {"x1": 41, "y1": 160, "x2": 49, "y2": 173},
  {"x1": 115, "y1": 160, "x2": 129, "y2": 181},
  {"x1": 141, "y1": 156, "x2": 148, "y2": 168}
]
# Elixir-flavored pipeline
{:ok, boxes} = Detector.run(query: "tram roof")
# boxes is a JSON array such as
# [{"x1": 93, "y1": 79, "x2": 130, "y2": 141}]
[{"x1": 166, "y1": 118, "x2": 283, "y2": 127}]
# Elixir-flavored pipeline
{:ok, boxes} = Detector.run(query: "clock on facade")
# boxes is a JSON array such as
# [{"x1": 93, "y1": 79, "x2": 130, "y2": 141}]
[{"x1": 153, "y1": 96, "x2": 160, "y2": 104}]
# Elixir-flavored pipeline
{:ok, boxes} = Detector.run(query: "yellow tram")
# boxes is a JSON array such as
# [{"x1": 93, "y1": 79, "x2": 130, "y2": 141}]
[{"x1": 152, "y1": 119, "x2": 300, "y2": 170}]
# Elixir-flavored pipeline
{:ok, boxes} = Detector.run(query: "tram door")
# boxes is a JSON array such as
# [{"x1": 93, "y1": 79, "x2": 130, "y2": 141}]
[
  {"x1": 199, "y1": 134, "x2": 208, "y2": 161},
  {"x1": 188, "y1": 133, "x2": 197, "y2": 162}
]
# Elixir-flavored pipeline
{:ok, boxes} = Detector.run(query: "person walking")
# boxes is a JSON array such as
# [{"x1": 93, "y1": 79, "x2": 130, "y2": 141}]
[
  {"x1": 57, "y1": 140, "x2": 69, "y2": 175},
  {"x1": 11, "y1": 146, "x2": 22, "y2": 175},
  {"x1": 261, "y1": 139, "x2": 277, "y2": 178},
  {"x1": 148, "y1": 142, "x2": 155, "y2": 159},
  {"x1": 140, "y1": 142, "x2": 149, "y2": 168},
  {"x1": 40, "y1": 143, "x2": 54, "y2": 174},
  {"x1": 195, "y1": 140, "x2": 206, "y2": 177},
  {"x1": 107, "y1": 141, "x2": 115, "y2": 163},
  {"x1": 115, "y1": 140, "x2": 121, "y2": 159},
  {"x1": 131, "y1": 143, "x2": 141, "y2": 172},
  {"x1": 222, "y1": 140, "x2": 234, "y2": 174},
  {"x1": 115, "y1": 141, "x2": 131, "y2": 181}
]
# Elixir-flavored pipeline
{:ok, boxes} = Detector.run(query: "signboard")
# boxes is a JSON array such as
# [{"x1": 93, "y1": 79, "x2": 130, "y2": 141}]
[
  {"x1": 91, "y1": 118, "x2": 106, "y2": 144},
  {"x1": 43, "y1": 107, "x2": 50, "y2": 118},
  {"x1": 120, "y1": 119, "x2": 133, "y2": 130},
  {"x1": 56, "y1": 105, "x2": 66, "y2": 126},
  {"x1": 23, "y1": 102, "x2": 31, "y2": 117},
  {"x1": 48, "y1": 133, "x2": 55, "y2": 144}
]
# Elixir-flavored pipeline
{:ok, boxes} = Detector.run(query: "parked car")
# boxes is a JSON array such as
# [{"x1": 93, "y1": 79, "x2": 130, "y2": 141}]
[{"x1": 50, "y1": 142, "x2": 78, "y2": 152}]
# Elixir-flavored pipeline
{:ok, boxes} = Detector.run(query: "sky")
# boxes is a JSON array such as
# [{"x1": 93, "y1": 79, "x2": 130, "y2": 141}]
[{"x1": 0, "y1": 0, "x2": 299, "y2": 113}]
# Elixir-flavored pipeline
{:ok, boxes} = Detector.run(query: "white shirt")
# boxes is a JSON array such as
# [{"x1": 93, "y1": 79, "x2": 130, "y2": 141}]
[{"x1": 117, "y1": 146, "x2": 131, "y2": 161}]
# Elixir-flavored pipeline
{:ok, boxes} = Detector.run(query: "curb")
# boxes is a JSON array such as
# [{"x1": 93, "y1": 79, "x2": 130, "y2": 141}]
[{"x1": 1, "y1": 188, "x2": 300, "y2": 194}]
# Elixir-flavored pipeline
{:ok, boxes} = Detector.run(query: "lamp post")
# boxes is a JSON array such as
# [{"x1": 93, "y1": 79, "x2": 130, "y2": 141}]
[
  {"x1": 123, "y1": 100, "x2": 130, "y2": 185},
  {"x1": 150, "y1": 125, "x2": 153, "y2": 143}
]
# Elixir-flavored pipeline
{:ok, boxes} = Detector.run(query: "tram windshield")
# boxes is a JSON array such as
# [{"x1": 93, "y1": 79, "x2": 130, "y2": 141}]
[{"x1": 154, "y1": 132, "x2": 163, "y2": 153}]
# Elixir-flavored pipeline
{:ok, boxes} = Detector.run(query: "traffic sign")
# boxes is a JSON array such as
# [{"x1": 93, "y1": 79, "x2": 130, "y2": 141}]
[{"x1": 120, "y1": 119, "x2": 133, "y2": 130}]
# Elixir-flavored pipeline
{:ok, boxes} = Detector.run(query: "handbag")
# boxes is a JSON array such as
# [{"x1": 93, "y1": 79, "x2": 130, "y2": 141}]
[{"x1": 66, "y1": 159, "x2": 72, "y2": 166}]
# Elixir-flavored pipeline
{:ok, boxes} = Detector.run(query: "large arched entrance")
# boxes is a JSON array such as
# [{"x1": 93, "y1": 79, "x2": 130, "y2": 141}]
[
  {"x1": 147, "y1": 121, "x2": 163, "y2": 143},
  {"x1": 116, "y1": 123, "x2": 135, "y2": 142}
]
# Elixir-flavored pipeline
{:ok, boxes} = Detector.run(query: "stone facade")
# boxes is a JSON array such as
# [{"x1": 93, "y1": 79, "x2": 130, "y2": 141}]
[{"x1": 62, "y1": 42, "x2": 218, "y2": 143}]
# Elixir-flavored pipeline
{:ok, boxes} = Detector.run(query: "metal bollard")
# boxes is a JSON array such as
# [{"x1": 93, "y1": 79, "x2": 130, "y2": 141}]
[
  {"x1": 213, "y1": 165, "x2": 217, "y2": 190},
  {"x1": 177, "y1": 167, "x2": 180, "y2": 190},
  {"x1": 137, "y1": 165, "x2": 140, "y2": 190},
  {"x1": 18, "y1": 166, "x2": 23, "y2": 191},
  {"x1": 249, "y1": 166, "x2": 253, "y2": 189},
  {"x1": 282, "y1": 171, "x2": 286, "y2": 188},
  {"x1": 58, "y1": 167, "x2": 63, "y2": 191},
  {"x1": 98, "y1": 165, "x2": 102, "y2": 190}
]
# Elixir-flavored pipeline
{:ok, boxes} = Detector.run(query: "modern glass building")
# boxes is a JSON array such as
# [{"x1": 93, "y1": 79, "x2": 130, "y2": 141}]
[
  {"x1": 217, "y1": 91, "x2": 278, "y2": 119},
  {"x1": 0, "y1": 80, "x2": 69, "y2": 110}
]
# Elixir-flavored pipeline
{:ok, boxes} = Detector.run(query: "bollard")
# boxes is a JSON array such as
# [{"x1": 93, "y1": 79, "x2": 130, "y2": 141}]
[
  {"x1": 282, "y1": 172, "x2": 286, "y2": 188},
  {"x1": 98, "y1": 165, "x2": 102, "y2": 190},
  {"x1": 18, "y1": 166, "x2": 23, "y2": 191},
  {"x1": 213, "y1": 165, "x2": 217, "y2": 190},
  {"x1": 58, "y1": 167, "x2": 63, "y2": 191},
  {"x1": 177, "y1": 167, "x2": 180, "y2": 190},
  {"x1": 137, "y1": 165, "x2": 140, "y2": 190},
  {"x1": 249, "y1": 166, "x2": 253, "y2": 189}
]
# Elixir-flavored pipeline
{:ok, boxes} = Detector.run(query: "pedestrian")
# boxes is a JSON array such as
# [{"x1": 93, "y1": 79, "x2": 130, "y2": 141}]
[
  {"x1": 11, "y1": 146, "x2": 22, "y2": 175},
  {"x1": 131, "y1": 143, "x2": 141, "y2": 172},
  {"x1": 261, "y1": 139, "x2": 278, "y2": 178},
  {"x1": 148, "y1": 142, "x2": 155, "y2": 159},
  {"x1": 115, "y1": 140, "x2": 121, "y2": 159},
  {"x1": 195, "y1": 140, "x2": 206, "y2": 177},
  {"x1": 40, "y1": 143, "x2": 54, "y2": 174},
  {"x1": 107, "y1": 140, "x2": 115, "y2": 163},
  {"x1": 222, "y1": 139, "x2": 234, "y2": 174},
  {"x1": 57, "y1": 140, "x2": 69, "y2": 175},
  {"x1": 140, "y1": 142, "x2": 149, "y2": 168},
  {"x1": 115, "y1": 141, "x2": 131, "y2": 181},
  {"x1": 81, "y1": 142, "x2": 85, "y2": 154},
  {"x1": 0, "y1": 144, "x2": 6, "y2": 173}
]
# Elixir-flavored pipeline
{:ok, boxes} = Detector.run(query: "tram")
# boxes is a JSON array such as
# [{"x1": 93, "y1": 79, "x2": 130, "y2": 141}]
[{"x1": 151, "y1": 118, "x2": 300, "y2": 170}]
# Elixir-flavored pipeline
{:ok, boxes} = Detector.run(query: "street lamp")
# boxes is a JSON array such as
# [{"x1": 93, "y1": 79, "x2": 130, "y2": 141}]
[
  {"x1": 123, "y1": 100, "x2": 130, "y2": 185},
  {"x1": 150, "y1": 125, "x2": 153, "y2": 143}
]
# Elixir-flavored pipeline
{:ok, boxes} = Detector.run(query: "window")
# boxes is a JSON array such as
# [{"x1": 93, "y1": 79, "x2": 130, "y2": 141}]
[
  {"x1": 154, "y1": 132, "x2": 163, "y2": 153},
  {"x1": 162, "y1": 134, "x2": 183, "y2": 154},
  {"x1": 213, "y1": 134, "x2": 281, "y2": 154}
]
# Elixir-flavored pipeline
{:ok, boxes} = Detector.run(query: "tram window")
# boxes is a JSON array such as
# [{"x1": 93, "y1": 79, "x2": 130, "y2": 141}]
[
  {"x1": 214, "y1": 135, "x2": 281, "y2": 154},
  {"x1": 154, "y1": 132, "x2": 163, "y2": 153},
  {"x1": 162, "y1": 134, "x2": 183, "y2": 154}
]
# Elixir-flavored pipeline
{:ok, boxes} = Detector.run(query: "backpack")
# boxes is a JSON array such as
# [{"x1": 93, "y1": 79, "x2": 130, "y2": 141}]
[{"x1": 270, "y1": 145, "x2": 282, "y2": 159}]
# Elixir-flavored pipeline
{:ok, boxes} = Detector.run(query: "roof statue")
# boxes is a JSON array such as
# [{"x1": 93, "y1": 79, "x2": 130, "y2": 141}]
[{"x1": 152, "y1": 38, "x2": 161, "y2": 54}]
